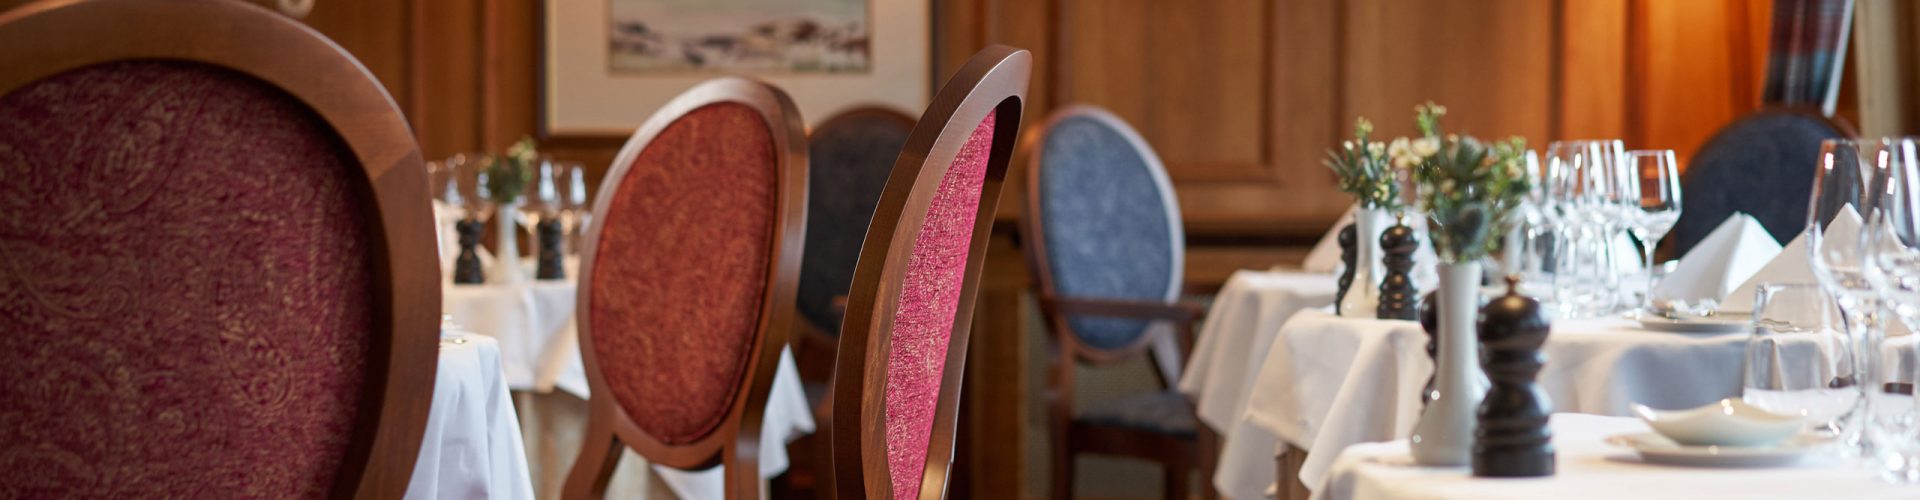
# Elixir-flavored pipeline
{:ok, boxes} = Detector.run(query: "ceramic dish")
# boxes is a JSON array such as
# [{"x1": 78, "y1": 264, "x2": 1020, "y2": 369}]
[
  {"x1": 1606, "y1": 433, "x2": 1821, "y2": 468},
  {"x1": 1632, "y1": 399, "x2": 1804, "y2": 447}
]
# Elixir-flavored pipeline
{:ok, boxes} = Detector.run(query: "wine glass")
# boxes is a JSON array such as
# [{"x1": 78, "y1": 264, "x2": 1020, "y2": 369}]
[
  {"x1": 1627, "y1": 150, "x2": 1681, "y2": 308},
  {"x1": 562, "y1": 162, "x2": 590, "y2": 255},
  {"x1": 520, "y1": 157, "x2": 562, "y2": 254},
  {"x1": 1742, "y1": 283, "x2": 1856, "y2": 445},
  {"x1": 1859, "y1": 137, "x2": 1920, "y2": 482},
  {"x1": 452, "y1": 153, "x2": 496, "y2": 225},
  {"x1": 1545, "y1": 139, "x2": 1627, "y2": 318},
  {"x1": 1809, "y1": 138, "x2": 1888, "y2": 462}
]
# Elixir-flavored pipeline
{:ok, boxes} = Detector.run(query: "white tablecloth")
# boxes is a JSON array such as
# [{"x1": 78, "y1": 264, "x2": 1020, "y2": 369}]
[
  {"x1": 1318, "y1": 413, "x2": 1915, "y2": 500},
  {"x1": 444, "y1": 280, "x2": 589, "y2": 397},
  {"x1": 442, "y1": 277, "x2": 816, "y2": 499},
  {"x1": 1244, "y1": 310, "x2": 1752, "y2": 493},
  {"x1": 1177, "y1": 270, "x2": 1337, "y2": 499},
  {"x1": 409, "y1": 331, "x2": 536, "y2": 500}
]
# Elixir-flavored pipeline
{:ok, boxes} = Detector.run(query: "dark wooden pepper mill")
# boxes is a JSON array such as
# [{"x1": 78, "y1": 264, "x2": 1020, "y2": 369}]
[
  {"x1": 1377, "y1": 219, "x2": 1418, "y2": 320},
  {"x1": 1335, "y1": 222, "x2": 1358, "y2": 315},
  {"x1": 536, "y1": 218, "x2": 566, "y2": 280},
  {"x1": 1419, "y1": 290, "x2": 1439, "y2": 408},
  {"x1": 1472, "y1": 275, "x2": 1554, "y2": 478},
  {"x1": 453, "y1": 218, "x2": 486, "y2": 284}
]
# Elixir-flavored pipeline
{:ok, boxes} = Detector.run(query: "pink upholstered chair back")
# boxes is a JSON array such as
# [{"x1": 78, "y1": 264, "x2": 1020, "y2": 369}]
[
  {"x1": 0, "y1": 1, "x2": 440, "y2": 498},
  {"x1": 830, "y1": 46, "x2": 1031, "y2": 500},
  {"x1": 568, "y1": 77, "x2": 806, "y2": 495}
]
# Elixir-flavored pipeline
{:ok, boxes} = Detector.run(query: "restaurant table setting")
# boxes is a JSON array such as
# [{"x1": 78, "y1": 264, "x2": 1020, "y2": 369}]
[
  {"x1": 1315, "y1": 413, "x2": 1918, "y2": 500},
  {"x1": 1188, "y1": 104, "x2": 1920, "y2": 499}
]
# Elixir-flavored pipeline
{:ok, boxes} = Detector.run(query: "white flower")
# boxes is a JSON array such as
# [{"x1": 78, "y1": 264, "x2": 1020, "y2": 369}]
[
  {"x1": 1343, "y1": 140, "x2": 1355, "y2": 152},
  {"x1": 1411, "y1": 137, "x2": 1440, "y2": 158},
  {"x1": 1367, "y1": 141, "x2": 1386, "y2": 157}
]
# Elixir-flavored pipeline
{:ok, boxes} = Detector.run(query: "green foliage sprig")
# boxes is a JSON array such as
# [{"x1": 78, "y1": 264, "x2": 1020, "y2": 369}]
[
  {"x1": 486, "y1": 136, "x2": 537, "y2": 205},
  {"x1": 1402, "y1": 102, "x2": 1530, "y2": 263},
  {"x1": 1324, "y1": 118, "x2": 1403, "y2": 211}
]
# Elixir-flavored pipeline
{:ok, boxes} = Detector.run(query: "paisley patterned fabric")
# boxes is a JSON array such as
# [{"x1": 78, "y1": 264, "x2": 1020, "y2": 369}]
[
  {"x1": 1036, "y1": 114, "x2": 1182, "y2": 349},
  {"x1": 799, "y1": 113, "x2": 912, "y2": 335},
  {"x1": 1673, "y1": 111, "x2": 1843, "y2": 254},
  {"x1": 588, "y1": 102, "x2": 776, "y2": 444},
  {"x1": 0, "y1": 60, "x2": 375, "y2": 497},
  {"x1": 884, "y1": 111, "x2": 995, "y2": 500}
]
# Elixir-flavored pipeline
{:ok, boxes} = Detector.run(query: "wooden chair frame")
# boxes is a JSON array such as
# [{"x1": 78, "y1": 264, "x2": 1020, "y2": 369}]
[
  {"x1": 0, "y1": 0, "x2": 440, "y2": 497},
  {"x1": 563, "y1": 77, "x2": 809, "y2": 499},
  {"x1": 1019, "y1": 105, "x2": 1210, "y2": 500},
  {"x1": 830, "y1": 45, "x2": 1030, "y2": 500}
]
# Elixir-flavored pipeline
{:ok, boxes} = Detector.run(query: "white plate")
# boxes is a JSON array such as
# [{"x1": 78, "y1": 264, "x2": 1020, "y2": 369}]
[
  {"x1": 1633, "y1": 313, "x2": 1751, "y2": 334},
  {"x1": 1606, "y1": 432, "x2": 1820, "y2": 467}
]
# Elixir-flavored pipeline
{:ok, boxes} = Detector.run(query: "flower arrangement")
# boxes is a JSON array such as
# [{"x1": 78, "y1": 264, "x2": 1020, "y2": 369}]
[
  {"x1": 1398, "y1": 102, "x2": 1530, "y2": 263},
  {"x1": 1324, "y1": 118, "x2": 1405, "y2": 212},
  {"x1": 486, "y1": 136, "x2": 538, "y2": 205}
]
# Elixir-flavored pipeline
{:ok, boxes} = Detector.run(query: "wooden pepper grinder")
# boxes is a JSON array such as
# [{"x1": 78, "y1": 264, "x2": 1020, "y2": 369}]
[
  {"x1": 1418, "y1": 290, "x2": 1438, "y2": 408},
  {"x1": 535, "y1": 218, "x2": 566, "y2": 280},
  {"x1": 1377, "y1": 218, "x2": 1418, "y2": 320},
  {"x1": 453, "y1": 218, "x2": 486, "y2": 284},
  {"x1": 1335, "y1": 222, "x2": 1357, "y2": 315},
  {"x1": 1472, "y1": 275, "x2": 1554, "y2": 477}
]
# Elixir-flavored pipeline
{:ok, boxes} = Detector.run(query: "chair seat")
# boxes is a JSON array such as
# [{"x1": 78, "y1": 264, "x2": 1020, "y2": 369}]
[{"x1": 1074, "y1": 390, "x2": 1197, "y2": 438}]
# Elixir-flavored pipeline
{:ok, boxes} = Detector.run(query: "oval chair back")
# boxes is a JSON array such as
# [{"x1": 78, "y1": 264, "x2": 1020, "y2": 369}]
[
  {"x1": 830, "y1": 46, "x2": 1029, "y2": 500},
  {"x1": 798, "y1": 106, "x2": 917, "y2": 338},
  {"x1": 1672, "y1": 109, "x2": 1849, "y2": 254},
  {"x1": 1023, "y1": 105, "x2": 1185, "y2": 359},
  {"x1": 563, "y1": 77, "x2": 808, "y2": 499},
  {"x1": 0, "y1": 0, "x2": 438, "y2": 497}
]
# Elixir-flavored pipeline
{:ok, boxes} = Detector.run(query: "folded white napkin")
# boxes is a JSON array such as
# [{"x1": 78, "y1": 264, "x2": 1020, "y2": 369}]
[
  {"x1": 1304, "y1": 206, "x2": 1359, "y2": 273},
  {"x1": 1653, "y1": 213, "x2": 1782, "y2": 304},
  {"x1": 1718, "y1": 207, "x2": 1864, "y2": 313}
]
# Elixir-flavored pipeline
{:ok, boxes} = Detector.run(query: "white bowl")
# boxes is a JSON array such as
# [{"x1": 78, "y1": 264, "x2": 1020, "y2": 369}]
[{"x1": 1631, "y1": 399, "x2": 1805, "y2": 447}]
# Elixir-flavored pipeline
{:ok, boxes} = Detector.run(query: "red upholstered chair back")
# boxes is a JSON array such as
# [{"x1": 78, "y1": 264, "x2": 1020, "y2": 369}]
[
  {"x1": 565, "y1": 77, "x2": 806, "y2": 498},
  {"x1": 830, "y1": 46, "x2": 1030, "y2": 500},
  {"x1": 0, "y1": 1, "x2": 439, "y2": 498}
]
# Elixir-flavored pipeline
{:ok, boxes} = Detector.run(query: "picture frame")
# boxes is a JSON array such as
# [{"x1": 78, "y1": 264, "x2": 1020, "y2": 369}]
[{"x1": 542, "y1": 0, "x2": 929, "y2": 138}]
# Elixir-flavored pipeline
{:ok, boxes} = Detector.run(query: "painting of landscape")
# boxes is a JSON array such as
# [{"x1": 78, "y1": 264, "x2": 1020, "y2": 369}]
[{"x1": 608, "y1": 0, "x2": 869, "y2": 73}]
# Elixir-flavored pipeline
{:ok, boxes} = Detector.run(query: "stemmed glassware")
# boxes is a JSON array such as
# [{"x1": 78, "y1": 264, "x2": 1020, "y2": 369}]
[
  {"x1": 1858, "y1": 137, "x2": 1920, "y2": 482},
  {"x1": 1545, "y1": 139, "x2": 1628, "y2": 318},
  {"x1": 1808, "y1": 138, "x2": 1889, "y2": 463},
  {"x1": 520, "y1": 157, "x2": 561, "y2": 248},
  {"x1": 1626, "y1": 150, "x2": 1682, "y2": 308},
  {"x1": 449, "y1": 153, "x2": 495, "y2": 226},
  {"x1": 560, "y1": 162, "x2": 590, "y2": 255}
]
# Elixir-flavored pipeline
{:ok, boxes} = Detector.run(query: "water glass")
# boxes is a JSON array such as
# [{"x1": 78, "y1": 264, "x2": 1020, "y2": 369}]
[{"x1": 1741, "y1": 283, "x2": 1857, "y2": 445}]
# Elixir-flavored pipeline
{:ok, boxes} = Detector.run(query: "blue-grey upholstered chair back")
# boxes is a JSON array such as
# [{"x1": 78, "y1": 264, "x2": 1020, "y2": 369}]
[
  {"x1": 798, "y1": 108, "x2": 915, "y2": 334},
  {"x1": 1672, "y1": 110, "x2": 1845, "y2": 255},
  {"x1": 1033, "y1": 107, "x2": 1183, "y2": 350}
]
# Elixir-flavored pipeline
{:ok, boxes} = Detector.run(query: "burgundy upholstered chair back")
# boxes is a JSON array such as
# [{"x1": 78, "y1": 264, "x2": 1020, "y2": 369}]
[
  {"x1": 0, "y1": 1, "x2": 440, "y2": 498},
  {"x1": 831, "y1": 46, "x2": 1031, "y2": 500},
  {"x1": 573, "y1": 77, "x2": 806, "y2": 478}
]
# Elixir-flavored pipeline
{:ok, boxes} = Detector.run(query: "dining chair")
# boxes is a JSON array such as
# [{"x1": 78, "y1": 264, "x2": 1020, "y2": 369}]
[
  {"x1": 0, "y1": 0, "x2": 438, "y2": 497},
  {"x1": 783, "y1": 105, "x2": 917, "y2": 498},
  {"x1": 1671, "y1": 109, "x2": 1849, "y2": 255},
  {"x1": 830, "y1": 45, "x2": 1029, "y2": 500},
  {"x1": 1022, "y1": 105, "x2": 1210, "y2": 499},
  {"x1": 561, "y1": 77, "x2": 808, "y2": 500}
]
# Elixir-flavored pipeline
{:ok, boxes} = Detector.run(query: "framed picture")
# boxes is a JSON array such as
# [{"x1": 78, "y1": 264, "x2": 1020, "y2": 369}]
[{"x1": 543, "y1": 0, "x2": 929, "y2": 137}]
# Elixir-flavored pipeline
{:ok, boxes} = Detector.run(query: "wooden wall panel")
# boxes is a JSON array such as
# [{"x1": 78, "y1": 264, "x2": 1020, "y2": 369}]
[{"x1": 1344, "y1": 0, "x2": 1555, "y2": 147}]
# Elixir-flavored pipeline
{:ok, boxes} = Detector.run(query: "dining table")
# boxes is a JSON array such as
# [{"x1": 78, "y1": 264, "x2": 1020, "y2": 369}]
[
  {"x1": 408, "y1": 330, "x2": 537, "y2": 500},
  {"x1": 1315, "y1": 413, "x2": 1913, "y2": 500}
]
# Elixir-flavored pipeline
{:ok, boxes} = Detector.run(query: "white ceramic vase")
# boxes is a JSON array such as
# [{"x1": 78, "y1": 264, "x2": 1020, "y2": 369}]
[
  {"x1": 1339, "y1": 208, "x2": 1390, "y2": 317},
  {"x1": 1410, "y1": 261, "x2": 1487, "y2": 465},
  {"x1": 492, "y1": 201, "x2": 525, "y2": 284}
]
